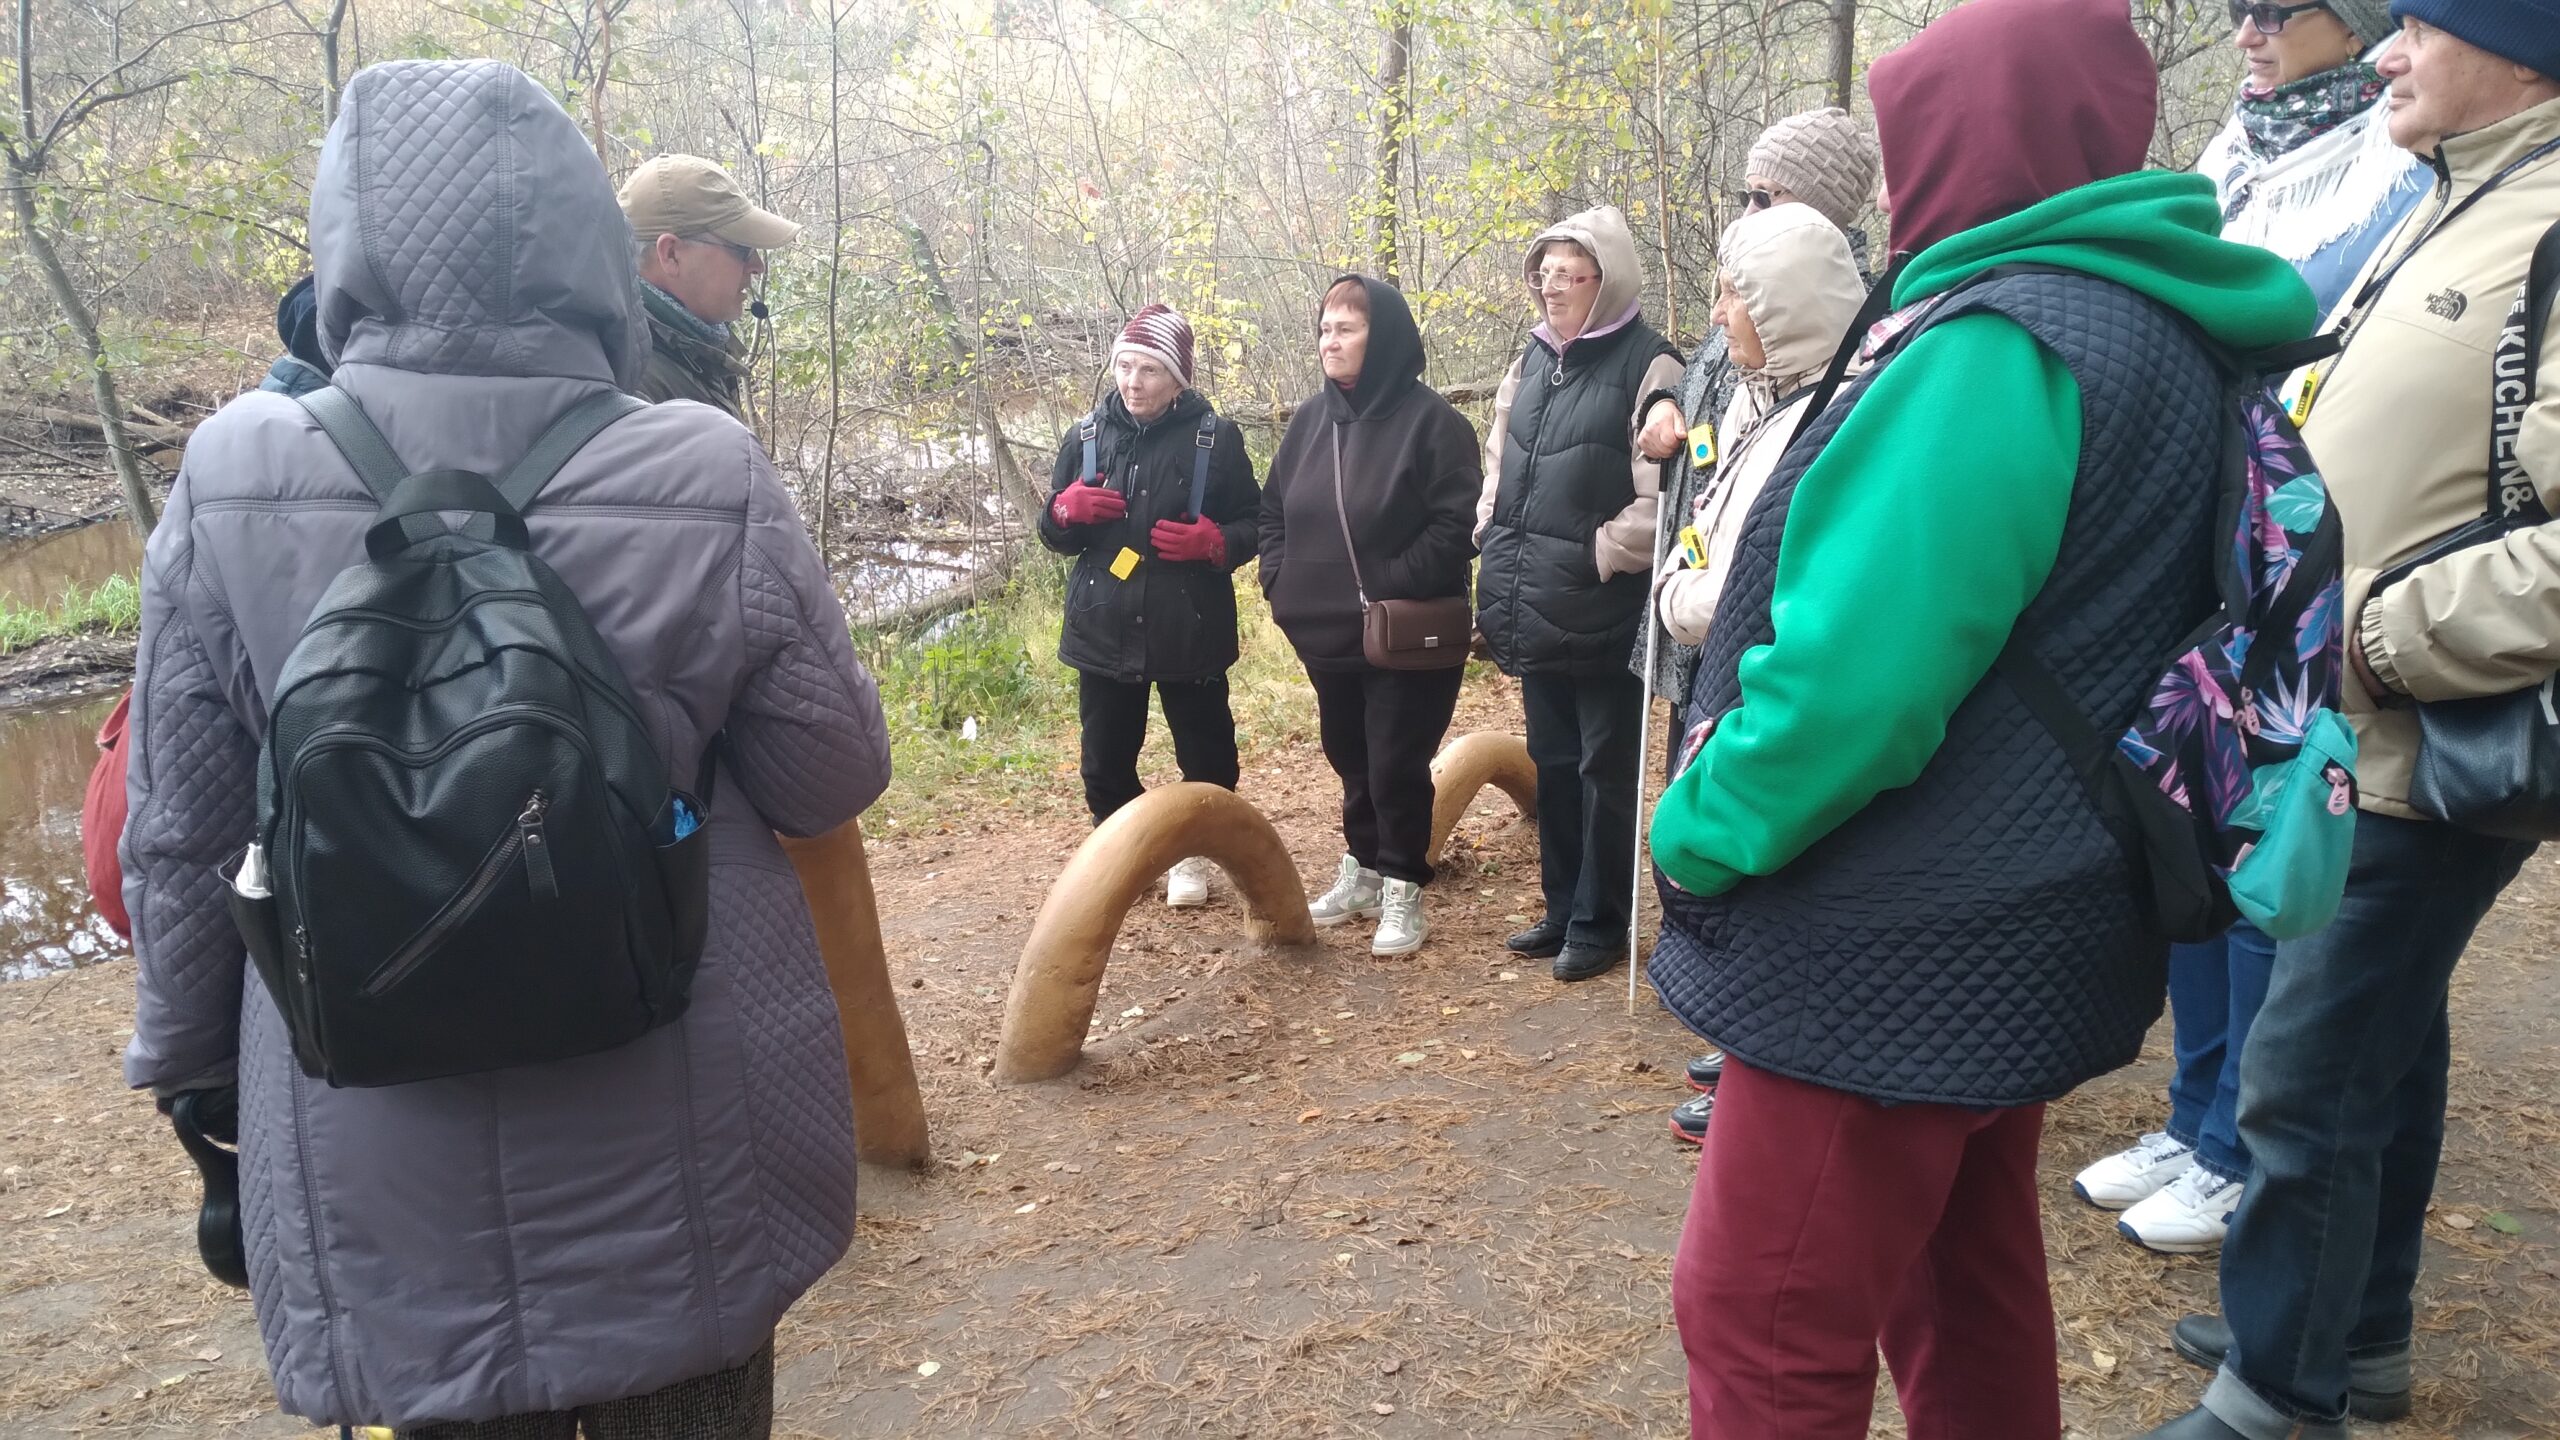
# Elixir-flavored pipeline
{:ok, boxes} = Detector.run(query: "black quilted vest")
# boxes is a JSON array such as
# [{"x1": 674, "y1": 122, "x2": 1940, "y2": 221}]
[
  {"x1": 1648, "y1": 272, "x2": 2221, "y2": 1108},
  {"x1": 1477, "y1": 320, "x2": 1677, "y2": 675}
]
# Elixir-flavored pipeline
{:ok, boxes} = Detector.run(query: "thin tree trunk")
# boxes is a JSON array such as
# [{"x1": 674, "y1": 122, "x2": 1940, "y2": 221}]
[
  {"x1": 896, "y1": 216, "x2": 1041, "y2": 526},
  {"x1": 1828, "y1": 0, "x2": 1857, "y2": 112},
  {"x1": 6, "y1": 175, "x2": 157, "y2": 536},
  {"x1": 820, "y1": 0, "x2": 842, "y2": 562},
  {"x1": 321, "y1": 0, "x2": 349, "y2": 123},
  {"x1": 1373, "y1": 6, "x2": 1411, "y2": 286},
  {"x1": 588, "y1": 0, "x2": 611, "y2": 160},
  {"x1": 1652, "y1": 2, "x2": 1676, "y2": 338}
]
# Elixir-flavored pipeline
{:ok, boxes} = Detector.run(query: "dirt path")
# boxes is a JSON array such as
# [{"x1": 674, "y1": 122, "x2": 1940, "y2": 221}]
[{"x1": 4, "y1": 680, "x2": 2557, "y2": 1437}]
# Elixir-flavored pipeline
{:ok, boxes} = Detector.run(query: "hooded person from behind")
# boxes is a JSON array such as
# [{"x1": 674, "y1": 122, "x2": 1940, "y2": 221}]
[
  {"x1": 256, "y1": 275, "x2": 331, "y2": 397},
  {"x1": 121, "y1": 59, "x2": 889, "y2": 1432},
  {"x1": 1644, "y1": 0, "x2": 2316, "y2": 1433}
]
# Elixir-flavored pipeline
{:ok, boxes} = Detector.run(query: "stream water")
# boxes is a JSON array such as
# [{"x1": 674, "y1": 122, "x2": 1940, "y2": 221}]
[
  {"x1": 0, "y1": 521, "x2": 141, "y2": 609},
  {"x1": 0, "y1": 691, "x2": 125, "y2": 980}
]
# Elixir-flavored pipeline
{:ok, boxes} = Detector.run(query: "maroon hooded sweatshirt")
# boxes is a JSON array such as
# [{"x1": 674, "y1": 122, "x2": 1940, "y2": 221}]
[{"x1": 1867, "y1": 0, "x2": 2159, "y2": 259}]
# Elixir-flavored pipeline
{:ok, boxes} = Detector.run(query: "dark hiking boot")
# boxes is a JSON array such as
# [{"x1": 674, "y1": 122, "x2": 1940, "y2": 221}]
[
  {"x1": 2170, "y1": 1314, "x2": 2412, "y2": 1422},
  {"x1": 1685, "y1": 1050, "x2": 1725, "y2": 1092},
  {"x1": 1504, "y1": 917, "x2": 1567, "y2": 958},
  {"x1": 1552, "y1": 942, "x2": 1626, "y2": 982},
  {"x1": 1670, "y1": 1091, "x2": 1712, "y2": 1145}
]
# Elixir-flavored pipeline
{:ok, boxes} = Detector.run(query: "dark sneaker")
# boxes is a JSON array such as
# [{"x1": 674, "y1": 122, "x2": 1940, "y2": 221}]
[
  {"x1": 1670, "y1": 1092, "x2": 1712, "y2": 1144},
  {"x1": 1504, "y1": 918, "x2": 1567, "y2": 958},
  {"x1": 2170, "y1": 1314, "x2": 2410, "y2": 1422},
  {"x1": 1685, "y1": 1050, "x2": 1726, "y2": 1092},
  {"x1": 1552, "y1": 942, "x2": 1627, "y2": 982}
]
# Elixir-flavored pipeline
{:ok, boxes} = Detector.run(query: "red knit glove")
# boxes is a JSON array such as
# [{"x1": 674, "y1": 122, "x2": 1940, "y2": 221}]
[
  {"x1": 1150, "y1": 515, "x2": 1225, "y2": 565},
  {"x1": 1051, "y1": 482, "x2": 1127, "y2": 527}
]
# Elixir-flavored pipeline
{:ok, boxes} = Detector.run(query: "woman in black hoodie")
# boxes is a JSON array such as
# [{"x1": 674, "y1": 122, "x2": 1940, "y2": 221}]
[{"x1": 1260, "y1": 275, "x2": 1481, "y2": 956}]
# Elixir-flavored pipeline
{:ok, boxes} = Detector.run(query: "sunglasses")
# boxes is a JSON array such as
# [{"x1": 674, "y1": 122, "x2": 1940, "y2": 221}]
[
  {"x1": 2228, "y1": 0, "x2": 2329, "y2": 33},
  {"x1": 1744, "y1": 188, "x2": 1776, "y2": 213}
]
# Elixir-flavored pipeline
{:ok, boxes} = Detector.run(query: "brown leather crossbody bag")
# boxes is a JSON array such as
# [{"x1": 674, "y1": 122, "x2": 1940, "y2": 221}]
[{"x1": 1331, "y1": 425, "x2": 1470, "y2": 670}]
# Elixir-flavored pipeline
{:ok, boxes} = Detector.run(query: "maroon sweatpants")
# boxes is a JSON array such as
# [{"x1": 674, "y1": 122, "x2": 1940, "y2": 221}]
[{"x1": 1672, "y1": 1058, "x2": 2060, "y2": 1440}]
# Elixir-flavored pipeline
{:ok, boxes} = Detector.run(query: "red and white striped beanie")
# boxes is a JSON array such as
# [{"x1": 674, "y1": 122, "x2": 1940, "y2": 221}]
[{"x1": 1112, "y1": 303, "x2": 1195, "y2": 388}]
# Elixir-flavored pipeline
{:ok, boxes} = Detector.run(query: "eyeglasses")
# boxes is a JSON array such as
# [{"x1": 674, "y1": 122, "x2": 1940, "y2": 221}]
[
  {"x1": 683, "y1": 234, "x2": 758, "y2": 265},
  {"x1": 1744, "y1": 188, "x2": 1776, "y2": 213},
  {"x1": 1529, "y1": 271, "x2": 1598, "y2": 293},
  {"x1": 2228, "y1": 0, "x2": 2329, "y2": 34}
]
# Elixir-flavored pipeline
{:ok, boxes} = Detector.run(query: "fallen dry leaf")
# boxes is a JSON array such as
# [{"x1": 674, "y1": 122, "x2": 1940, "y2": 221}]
[
  {"x1": 1297, "y1": 1108, "x2": 1324, "y2": 1124},
  {"x1": 1394, "y1": 1051, "x2": 1426, "y2": 1066},
  {"x1": 1373, "y1": 1402, "x2": 1397, "y2": 1415},
  {"x1": 2444, "y1": 1212, "x2": 2476, "y2": 1231}
]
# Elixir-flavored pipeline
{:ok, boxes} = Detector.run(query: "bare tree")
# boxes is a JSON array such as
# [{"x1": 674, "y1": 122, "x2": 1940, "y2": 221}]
[
  {"x1": 4, "y1": 0, "x2": 279, "y2": 537},
  {"x1": 1372, "y1": 2, "x2": 1411, "y2": 286}
]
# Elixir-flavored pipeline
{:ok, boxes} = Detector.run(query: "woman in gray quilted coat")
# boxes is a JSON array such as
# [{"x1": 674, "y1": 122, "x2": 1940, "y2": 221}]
[{"x1": 119, "y1": 60, "x2": 890, "y2": 1436}]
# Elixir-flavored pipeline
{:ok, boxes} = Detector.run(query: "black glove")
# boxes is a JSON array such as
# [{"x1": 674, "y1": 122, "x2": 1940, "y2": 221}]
[{"x1": 169, "y1": 1088, "x2": 247, "y2": 1289}]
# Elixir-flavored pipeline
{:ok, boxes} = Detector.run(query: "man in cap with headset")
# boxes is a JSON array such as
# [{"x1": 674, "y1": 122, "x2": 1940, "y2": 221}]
[{"x1": 619, "y1": 154, "x2": 797, "y2": 415}]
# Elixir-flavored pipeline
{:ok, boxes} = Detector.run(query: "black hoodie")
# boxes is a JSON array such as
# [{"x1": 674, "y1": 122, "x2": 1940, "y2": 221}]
[{"x1": 1259, "y1": 275, "x2": 1483, "y2": 670}]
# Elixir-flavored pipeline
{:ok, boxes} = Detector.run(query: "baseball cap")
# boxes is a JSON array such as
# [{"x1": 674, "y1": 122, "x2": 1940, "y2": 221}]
[{"x1": 618, "y1": 155, "x2": 799, "y2": 249}]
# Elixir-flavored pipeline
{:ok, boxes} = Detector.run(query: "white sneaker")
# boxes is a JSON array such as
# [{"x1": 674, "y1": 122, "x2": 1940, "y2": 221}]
[
  {"x1": 2117, "y1": 1164, "x2": 2243, "y2": 1254},
  {"x1": 1166, "y1": 856, "x2": 1213, "y2": 908},
  {"x1": 1309, "y1": 854, "x2": 1383, "y2": 927},
  {"x1": 2071, "y1": 1131, "x2": 2196, "y2": 1211},
  {"x1": 1371, "y1": 879, "x2": 1426, "y2": 955}
]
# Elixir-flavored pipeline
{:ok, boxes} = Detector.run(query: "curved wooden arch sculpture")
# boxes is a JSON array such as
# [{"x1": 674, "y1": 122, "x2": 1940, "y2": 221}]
[
  {"x1": 780, "y1": 818, "x2": 931, "y2": 1169},
  {"x1": 994, "y1": 783, "x2": 1317, "y2": 1084},
  {"x1": 1426, "y1": 731, "x2": 1537, "y2": 865}
]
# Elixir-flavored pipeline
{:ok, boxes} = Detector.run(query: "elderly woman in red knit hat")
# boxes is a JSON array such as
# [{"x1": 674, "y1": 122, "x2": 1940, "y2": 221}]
[{"x1": 1037, "y1": 304, "x2": 1263, "y2": 906}]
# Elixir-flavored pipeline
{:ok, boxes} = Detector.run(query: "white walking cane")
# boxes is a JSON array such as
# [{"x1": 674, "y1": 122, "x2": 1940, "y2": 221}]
[{"x1": 1630, "y1": 456, "x2": 1675, "y2": 1017}]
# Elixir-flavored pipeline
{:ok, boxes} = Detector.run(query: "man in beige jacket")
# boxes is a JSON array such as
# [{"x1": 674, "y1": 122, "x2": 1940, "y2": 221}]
[{"x1": 2142, "y1": 4, "x2": 2560, "y2": 1438}]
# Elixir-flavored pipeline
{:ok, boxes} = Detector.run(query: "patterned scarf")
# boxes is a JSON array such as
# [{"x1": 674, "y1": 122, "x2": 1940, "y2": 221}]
[{"x1": 2237, "y1": 63, "x2": 2386, "y2": 162}]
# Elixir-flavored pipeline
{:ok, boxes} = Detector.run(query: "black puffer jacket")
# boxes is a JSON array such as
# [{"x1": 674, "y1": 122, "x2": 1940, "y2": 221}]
[
  {"x1": 1260, "y1": 276, "x2": 1481, "y2": 671},
  {"x1": 1038, "y1": 389, "x2": 1260, "y2": 682}
]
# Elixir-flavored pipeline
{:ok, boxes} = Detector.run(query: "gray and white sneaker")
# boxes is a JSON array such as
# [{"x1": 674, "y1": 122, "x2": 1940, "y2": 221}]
[
  {"x1": 2118, "y1": 1164, "x2": 2243, "y2": 1254},
  {"x1": 1371, "y1": 878, "x2": 1427, "y2": 956},
  {"x1": 2072, "y1": 1130, "x2": 2196, "y2": 1211},
  {"x1": 1166, "y1": 856, "x2": 1213, "y2": 908},
  {"x1": 1309, "y1": 853, "x2": 1383, "y2": 927}
]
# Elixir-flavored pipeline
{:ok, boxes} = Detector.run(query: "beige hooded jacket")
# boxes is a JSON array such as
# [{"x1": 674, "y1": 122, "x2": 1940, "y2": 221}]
[
  {"x1": 1475, "y1": 204, "x2": 1687, "y2": 579},
  {"x1": 1653, "y1": 204, "x2": 1867, "y2": 646},
  {"x1": 2301, "y1": 94, "x2": 2560, "y2": 819}
]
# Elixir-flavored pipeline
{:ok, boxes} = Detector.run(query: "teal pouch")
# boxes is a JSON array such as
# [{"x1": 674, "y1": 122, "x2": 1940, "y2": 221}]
[{"x1": 2227, "y1": 709, "x2": 2359, "y2": 940}]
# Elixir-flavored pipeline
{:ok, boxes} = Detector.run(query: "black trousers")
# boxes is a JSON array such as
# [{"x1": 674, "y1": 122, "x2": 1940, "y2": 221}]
[
  {"x1": 390, "y1": 1341, "x2": 773, "y2": 1439},
  {"x1": 1520, "y1": 669, "x2": 1642, "y2": 947},
  {"x1": 1077, "y1": 672, "x2": 1241, "y2": 823},
  {"x1": 1305, "y1": 662, "x2": 1465, "y2": 885}
]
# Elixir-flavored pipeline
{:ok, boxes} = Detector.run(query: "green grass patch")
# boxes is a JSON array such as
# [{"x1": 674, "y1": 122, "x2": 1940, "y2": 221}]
[
  {"x1": 855, "y1": 554, "x2": 1326, "y2": 831},
  {"x1": 0, "y1": 573, "x2": 142, "y2": 655}
]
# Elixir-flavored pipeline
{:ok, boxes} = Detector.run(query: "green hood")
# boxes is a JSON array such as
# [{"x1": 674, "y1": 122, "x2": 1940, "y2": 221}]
[{"x1": 1894, "y1": 170, "x2": 2315, "y2": 351}]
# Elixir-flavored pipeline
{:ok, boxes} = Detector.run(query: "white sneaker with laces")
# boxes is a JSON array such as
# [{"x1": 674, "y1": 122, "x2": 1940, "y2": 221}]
[
  {"x1": 1166, "y1": 856, "x2": 1213, "y2": 908},
  {"x1": 2071, "y1": 1131, "x2": 2196, "y2": 1211},
  {"x1": 2117, "y1": 1163, "x2": 2244, "y2": 1254},
  {"x1": 1309, "y1": 854, "x2": 1383, "y2": 927},
  {"x1": 1371, "y1": 878, "x2": 1427, "y2": 955}
]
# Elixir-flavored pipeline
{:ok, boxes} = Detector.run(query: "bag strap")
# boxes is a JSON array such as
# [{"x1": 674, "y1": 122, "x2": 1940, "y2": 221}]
[
  {"x1": 1782, "y1": 257, "x2": 1906, "y2": 455},
  {"x1": 1188, "y1": 411, "x2": 1218, "y2": 520},
  {"x1": 1079, "y1": 414, "x2": 1101, "y2": 487},
  {"x1": 496, "y1": 390, "x2": 649, "y2": 512},
  {"x1": 1329, "y1": 424, "x2": 1370, "y2": 605},
  {"x1": 294, "y1": 386, "x2": 408, "y2": 501},
  {"x1": 2488, "y1": 217, "x2": 2560, "y2": 526}
]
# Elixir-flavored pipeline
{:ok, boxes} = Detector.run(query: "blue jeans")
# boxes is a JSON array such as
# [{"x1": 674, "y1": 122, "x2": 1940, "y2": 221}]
[
  {"x1": 2204, "y1": 813, "x2": 2536, "y2": 1437},
  {"x1": 2164, "y1": 922, "x2": 2276, "y2": 1183}
]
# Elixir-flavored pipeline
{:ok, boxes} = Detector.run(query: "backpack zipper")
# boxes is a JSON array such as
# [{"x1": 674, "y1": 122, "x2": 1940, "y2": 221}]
[{"x1": 360, "y1": 789, "x2": 553, "y2": 998}]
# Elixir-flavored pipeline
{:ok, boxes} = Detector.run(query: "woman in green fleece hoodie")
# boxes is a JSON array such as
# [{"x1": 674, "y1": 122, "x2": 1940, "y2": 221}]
[{"x1": 1646, "y1": 0, "x2": 2316, "y2": 1435}]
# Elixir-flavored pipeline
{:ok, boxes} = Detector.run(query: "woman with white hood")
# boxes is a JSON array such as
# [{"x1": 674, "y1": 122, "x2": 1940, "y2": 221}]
[
  {"x1": 1652, "y1": 203, "x2": 1867, "y2": 653},
  {"x1": 1649, "y1": 202, "x2": 1865, "y2": 1147}
]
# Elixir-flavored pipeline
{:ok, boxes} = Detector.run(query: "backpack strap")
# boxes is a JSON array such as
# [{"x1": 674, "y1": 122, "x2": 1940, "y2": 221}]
[
  {"x1": 1079, "y1": 414, "x2": 1102, "y2": 488},
  {"x1": 1781, "y1": 257, "x2": 1904, "y2": 455},
  {"x1": 294, "y1": 387, "x2": 408, "y2": 501},
  {"x1": 1188, "y1": 410, "x2": 1218, "y2": 519},
  {"x1": 496, "y1": 391, "x2": 650, "y2": 512},
  {"x1": 2488, "y1": 216, "x2": 2560, "y2": 526}
]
